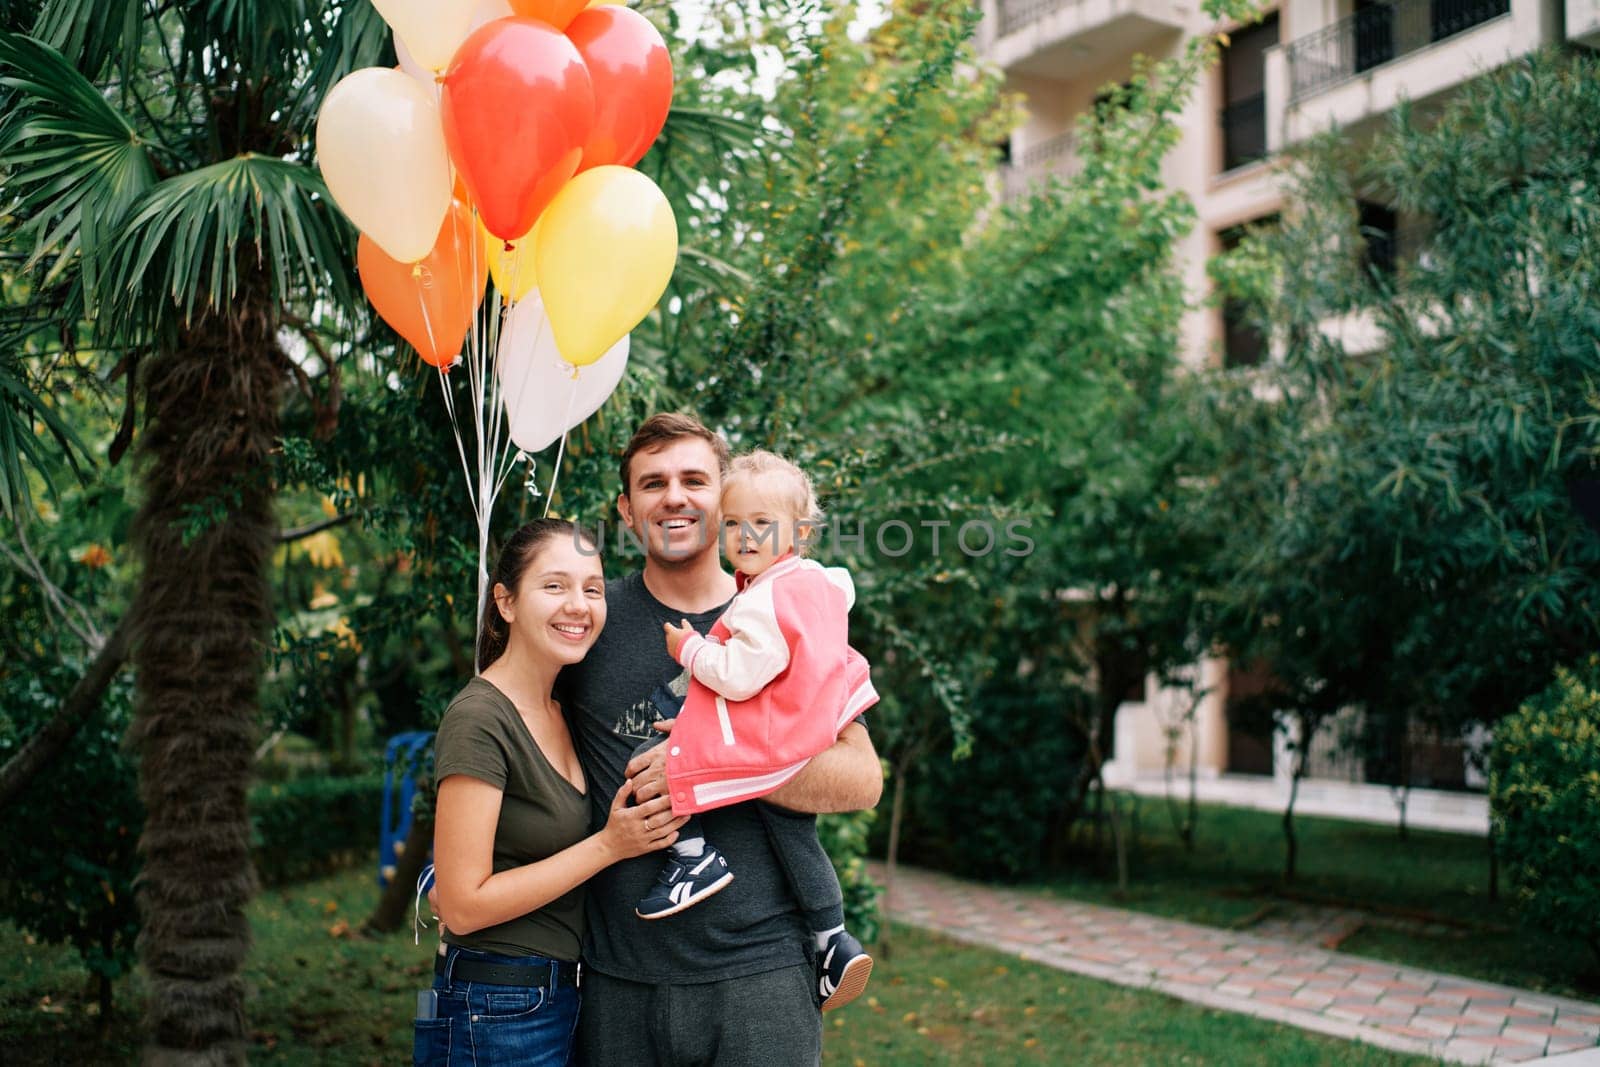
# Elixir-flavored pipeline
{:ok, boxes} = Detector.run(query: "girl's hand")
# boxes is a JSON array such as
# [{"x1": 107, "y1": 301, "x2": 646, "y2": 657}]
[
  {"x1": 663, "y1": 619, "x2": 695, "y2": 660},
  {"x1": 601, "y1": 780, "x2": 687, "y2": 860}
]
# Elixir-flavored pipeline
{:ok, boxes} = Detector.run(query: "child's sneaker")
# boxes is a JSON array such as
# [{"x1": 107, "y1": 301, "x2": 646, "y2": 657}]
[
  {"x1": 817, "y1": 930, "x2": 873, "y2": 1011},
  {"x1": 635, "y1": 846, "x2": 734, "y2": 919}
]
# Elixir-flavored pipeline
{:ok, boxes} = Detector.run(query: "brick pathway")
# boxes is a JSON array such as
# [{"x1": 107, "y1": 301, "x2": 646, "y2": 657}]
[
  {"x1": 1243, "y1": 901, "x2": 1466, "y2": 951},
  {"x1": 873, "y1": 863, "x2": 1600, "y2": 1064}
]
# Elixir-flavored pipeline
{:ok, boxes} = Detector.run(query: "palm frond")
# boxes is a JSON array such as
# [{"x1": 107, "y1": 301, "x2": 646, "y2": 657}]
[
  {"x1": 642, "y1": 106, "x2": 774, "y2": 205},
  {"x1": 0, "y1": 31, "x2": 156, "y2": 299},
  {"x1": 189, "y1": 0, "x2": 310, "y2": 75},
  {"x1": 29, "y1": 0, "x2": 140, "y2": 77},
  {"x1": 0, "y1": 353, "x2": 92, "y2": 520},
  {"x1": 99, "y1": 154, "x2": 354, "y2": 344},
  {"x1": 676, "y1": 245, "x2": 752, "y2": 289},
  {"x1": 288, "y1": 0, "x2": 392, "y2": 132}
]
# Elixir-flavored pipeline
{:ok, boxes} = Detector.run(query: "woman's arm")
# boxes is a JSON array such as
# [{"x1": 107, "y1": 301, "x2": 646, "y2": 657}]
[{"x1": 433, "y1": 776, "x2": 686, "y2": 936}]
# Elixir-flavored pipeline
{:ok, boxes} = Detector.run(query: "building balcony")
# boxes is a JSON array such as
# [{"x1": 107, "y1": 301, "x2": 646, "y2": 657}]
[
  {"x1": 1263, "y1": 0, "x2": 1561, "y2": 152},
  {"x1": 999, "y1": 132, "x2": 1082, "y2": 202},
  {"x1": 987, "y1": 0, "x2": 1193, "y2": 78}
]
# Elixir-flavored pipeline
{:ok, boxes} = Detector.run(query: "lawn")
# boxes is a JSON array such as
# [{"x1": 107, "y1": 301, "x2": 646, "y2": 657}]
[
  {"x1": 1024, "y1": 795, "x2": 1597, "y2": 999},
  {"x1": 0, "y1": 862, "x2": 1437, "y2": 1065}
]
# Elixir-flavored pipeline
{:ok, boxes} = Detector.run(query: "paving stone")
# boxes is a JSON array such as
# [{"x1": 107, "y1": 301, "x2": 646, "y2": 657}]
[{"x1": 872, "y1": 862, "x2": 1600, "y2": 1066}]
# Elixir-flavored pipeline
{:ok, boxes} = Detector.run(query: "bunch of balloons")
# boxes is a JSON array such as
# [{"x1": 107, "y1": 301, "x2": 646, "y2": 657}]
[{"x1": 316, "y1": 0, "x2": 676, "y2": 452}]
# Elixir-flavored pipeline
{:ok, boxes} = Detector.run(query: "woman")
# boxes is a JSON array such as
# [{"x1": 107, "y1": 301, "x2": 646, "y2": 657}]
[{"x1": 415, "y1": 518, "x2": 687, "y2": 1066}]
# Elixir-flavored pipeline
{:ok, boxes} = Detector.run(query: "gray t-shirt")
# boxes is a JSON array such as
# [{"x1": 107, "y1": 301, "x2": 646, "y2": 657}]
[{"x1": 556, "y1": 571, "x2": 811, "y2": 983}]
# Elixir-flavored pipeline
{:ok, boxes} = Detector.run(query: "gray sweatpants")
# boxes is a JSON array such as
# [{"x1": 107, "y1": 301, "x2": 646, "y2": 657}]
[{"x1": 574, "y1": 964, "x2": 821, "y2": 1067}]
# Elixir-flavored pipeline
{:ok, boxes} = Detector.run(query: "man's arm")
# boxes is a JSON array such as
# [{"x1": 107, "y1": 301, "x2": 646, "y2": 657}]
[
  {"x1": 626, "y1": 721, "x2": 882, "y2": 812},
  {"x1": 764, "y1": 722, "x2": 882, "y2": 814}
]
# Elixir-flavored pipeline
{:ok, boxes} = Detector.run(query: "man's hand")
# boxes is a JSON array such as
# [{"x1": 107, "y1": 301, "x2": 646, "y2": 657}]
[
  {"x1": 624, "y1": 720, "x2": 675, "y2": 803},
  {"x1": 663, "y1": 619, "x2": 695, "y2": 660}
]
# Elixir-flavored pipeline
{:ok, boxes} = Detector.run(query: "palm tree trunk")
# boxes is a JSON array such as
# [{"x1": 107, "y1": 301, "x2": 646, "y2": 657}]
[{"x1": 127, "y1": 276, "x2": 280, "y2": 1064}]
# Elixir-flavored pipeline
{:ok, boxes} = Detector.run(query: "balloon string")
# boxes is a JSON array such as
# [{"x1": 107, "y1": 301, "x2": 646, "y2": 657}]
[{"x1": 543, "y1": 382, "x2": 580, "y2": 519}]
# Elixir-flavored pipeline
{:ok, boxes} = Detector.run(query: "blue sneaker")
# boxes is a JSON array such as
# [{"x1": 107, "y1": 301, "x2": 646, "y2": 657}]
[
  {"x1": 635, "y1": 846, "x2": 734, "y2": 919},
  {"x1": 818, "y1": 930, "x2": 873, "y2": 1012}
]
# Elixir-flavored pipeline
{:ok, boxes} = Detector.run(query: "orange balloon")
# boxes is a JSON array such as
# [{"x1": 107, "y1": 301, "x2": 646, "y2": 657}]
[
  {"x1": 508, "y1": 0, "x2": 586, "y2": 29},
  {"x1": 359, "y1": 199, "x2": 488, "y2": 368}
]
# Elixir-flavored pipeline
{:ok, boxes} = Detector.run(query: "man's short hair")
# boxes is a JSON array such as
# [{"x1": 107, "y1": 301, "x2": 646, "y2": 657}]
[{"x1": 618, "y1": 413, "x2": 731, "y2": 494}]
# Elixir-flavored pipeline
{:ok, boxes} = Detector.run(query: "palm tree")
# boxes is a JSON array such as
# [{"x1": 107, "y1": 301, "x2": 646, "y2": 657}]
[{"x1": 0, "y1": 3, "x2": 381, "y2": 1059}]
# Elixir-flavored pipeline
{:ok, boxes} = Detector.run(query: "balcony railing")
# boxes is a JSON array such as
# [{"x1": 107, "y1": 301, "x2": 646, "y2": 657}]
[
  {"x1": 1220, "y1": 92, "x2": 1267, "y2": 170},
  {"x1": 998, "y1": 0, "x2": 1081, "y2": 37},
  {"x1": 1284, "y1": 0, "x2": 1510, "y2": 102},
  {"x1": 999, "y1": 132, "x2": 1079, "y2": 202}
]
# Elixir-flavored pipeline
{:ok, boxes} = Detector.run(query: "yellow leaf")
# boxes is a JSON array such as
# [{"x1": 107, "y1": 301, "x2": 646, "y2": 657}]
[
  {"x1": 300, "y1": 530, "x2": 344, "y2": 570},
  {"x1": 931, "y1": 976, "x2": 949, "y2": 989}
]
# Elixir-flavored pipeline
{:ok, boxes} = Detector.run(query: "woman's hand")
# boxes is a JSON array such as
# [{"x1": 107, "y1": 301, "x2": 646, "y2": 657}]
[{"x1": 601, "y1": 779, "x2": 687, "y2": 860}]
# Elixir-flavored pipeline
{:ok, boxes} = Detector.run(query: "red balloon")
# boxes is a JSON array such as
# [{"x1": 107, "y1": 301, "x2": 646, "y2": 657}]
[
  {"x1": 566, "y1": 6, "x2": 673, "y2": 171},
  {"x1": 358, "y1": 199, "x2": 488, "y2": 368},
  {"x1": 442, "y1": 18, "x2": 595, "y2": 241}
]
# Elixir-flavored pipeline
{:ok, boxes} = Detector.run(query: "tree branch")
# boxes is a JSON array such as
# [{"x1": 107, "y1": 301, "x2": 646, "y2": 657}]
[
  {"x1": 277, "y1": 511, "x2": 357, "y2": 543},
  {"x1": 0, "y1": 614, "x2": 131, "y2": 811},
  {"x1": 0, "y1": 522, "x2": 102, "y2": 650}
]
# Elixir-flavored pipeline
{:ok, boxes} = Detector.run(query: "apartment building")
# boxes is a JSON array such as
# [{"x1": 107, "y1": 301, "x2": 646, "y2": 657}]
[{"x1": 979, "y1": 0, "x2": 1590, "y2": 829}]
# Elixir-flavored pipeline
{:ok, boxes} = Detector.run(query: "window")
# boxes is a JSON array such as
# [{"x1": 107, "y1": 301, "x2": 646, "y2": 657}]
[
  {"x1": 1359, "y1": 200, "x2": 1398, "y2": 276},
  {"x1": 1218, "y1": 219, "x2": 1276, "y2": 368},
  {"x1": 1220, "y1": 14, "x2": 1278, "y2": 171}
]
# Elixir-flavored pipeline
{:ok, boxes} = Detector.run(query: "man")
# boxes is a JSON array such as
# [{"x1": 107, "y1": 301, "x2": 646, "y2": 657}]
[{"x1": 559, "y1": 412, "x2": 882, "y2": 1065}]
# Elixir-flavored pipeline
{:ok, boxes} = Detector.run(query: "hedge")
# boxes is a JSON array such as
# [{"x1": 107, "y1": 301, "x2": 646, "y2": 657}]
[{"x1": 250, "y1": 774, "x2": 385, "y2": 886}]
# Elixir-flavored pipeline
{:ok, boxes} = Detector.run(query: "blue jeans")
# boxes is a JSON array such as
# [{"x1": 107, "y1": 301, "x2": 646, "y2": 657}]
[{"x1": 413, "y1": 945, "x2": 581, "y2": 1067}]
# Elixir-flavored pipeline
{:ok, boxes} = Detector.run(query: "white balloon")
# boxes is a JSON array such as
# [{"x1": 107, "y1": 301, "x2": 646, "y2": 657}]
[
  {"x1": 315, "y1": 68, "x2": 452, "y2": 264},
  {"x1": 396, "y1": 0, "x2": 513, "y2": 87},
  {"x1": 372, "y1": 0, "x2": 477, "y2": 74},
  {"x1": 498, "y1": 291, "x2": 630, "y2": 453}
]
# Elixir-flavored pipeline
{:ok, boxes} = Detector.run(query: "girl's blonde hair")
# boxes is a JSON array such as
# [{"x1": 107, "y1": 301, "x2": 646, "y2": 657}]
[{"x1": 722, "y1": 450, "x2": 824, "y2": 554}]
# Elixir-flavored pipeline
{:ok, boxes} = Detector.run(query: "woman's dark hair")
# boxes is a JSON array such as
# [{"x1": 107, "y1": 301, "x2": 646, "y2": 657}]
[{"x1": 476, "y1": 518, "x2": 596, "y2": 672}]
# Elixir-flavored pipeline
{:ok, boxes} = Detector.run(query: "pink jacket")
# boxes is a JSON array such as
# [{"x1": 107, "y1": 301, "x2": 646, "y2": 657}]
[{"x1": 664, "y1": 554, "x2": 878, "y2": 816}]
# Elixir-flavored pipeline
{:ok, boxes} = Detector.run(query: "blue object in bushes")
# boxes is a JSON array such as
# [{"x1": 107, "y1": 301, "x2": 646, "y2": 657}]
[{"x1": 380, "y1": 731, "x2": 436, "y2": 888}]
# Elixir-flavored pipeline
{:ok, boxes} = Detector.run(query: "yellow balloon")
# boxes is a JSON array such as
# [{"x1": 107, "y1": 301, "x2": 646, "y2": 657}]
[
  {"x1": 585, "y1": 0, "x2": 624, "y2": 7},
  {"x1": 481, "y1": 218, "x2": 540, "y2": 301},
  {"x1": 535, "y1": 167, "x2": 677, "y2": 367}
]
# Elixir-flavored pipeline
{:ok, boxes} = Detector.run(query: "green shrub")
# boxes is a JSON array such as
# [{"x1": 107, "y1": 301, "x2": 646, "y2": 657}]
[
  {"x1": 1489, "y1": 658, "x2": 1600, "y2": 965},
  {"x1": 249, "y1": 774, "x2": 384, "y2": 886},
  {"x1": 819, "y1": 806, "x2": 881, "y2": 943},
  {"x1": 0, "y1": 665, "x2": 141, "y2": 1004},
  {"x1": 890, "y1": 683, "x2": 1084, "y2": 881}
]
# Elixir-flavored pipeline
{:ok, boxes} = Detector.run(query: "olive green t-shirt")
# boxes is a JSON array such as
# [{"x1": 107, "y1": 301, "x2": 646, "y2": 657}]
[{"x1": 433, "y1": 677, "x2": 589, "y2": 961}]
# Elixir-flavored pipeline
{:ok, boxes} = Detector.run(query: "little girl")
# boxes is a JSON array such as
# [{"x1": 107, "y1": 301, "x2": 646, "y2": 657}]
[{"x1": 637, "y1": 449, "x2": 878, "y2": 1012}]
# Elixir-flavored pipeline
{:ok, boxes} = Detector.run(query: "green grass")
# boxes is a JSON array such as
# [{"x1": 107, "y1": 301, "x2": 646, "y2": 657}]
[
  {"x1": 1026, "y1": 795, "x2": 1597, "y2": 999},
  {"x1": 1, "y1": 862, "x2": 1438, "y2": 1065}
]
